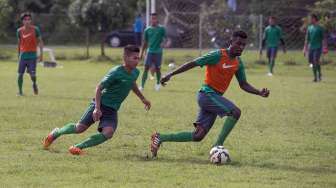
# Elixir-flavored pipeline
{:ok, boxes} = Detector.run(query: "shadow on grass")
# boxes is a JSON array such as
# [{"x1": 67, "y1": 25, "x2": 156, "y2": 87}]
[{"x1": 230, "y1": 161, "x2": 336, "y2": 175}]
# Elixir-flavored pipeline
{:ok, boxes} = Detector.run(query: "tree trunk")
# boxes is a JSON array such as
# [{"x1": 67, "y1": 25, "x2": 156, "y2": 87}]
[
  {"x1": 101, "y1": 32, "x2": 106, "y2": 56},
  {"x1": 86, "y1": 27, "x2": 90, "y2": 58}
]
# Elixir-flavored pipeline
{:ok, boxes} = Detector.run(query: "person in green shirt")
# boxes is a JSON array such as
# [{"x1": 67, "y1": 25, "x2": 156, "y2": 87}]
[
  {"x1": 260, "y1": 16, "x2": 286, "y2": 76},
  {"x1": 139, "y1": 13, "x2": 166, "y2": 91},
  {"x1": 43, "y1": 45, "x2": 151, "y2": 155},
  {"x1": 303, "y1": 14, "x2": 326, "y2": 82}
]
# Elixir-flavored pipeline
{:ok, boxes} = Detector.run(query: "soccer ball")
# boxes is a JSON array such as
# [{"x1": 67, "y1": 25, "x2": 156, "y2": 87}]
[
  {"x1": 209, "y1": 146, "x2": 230, "y2": 164},
  {"x1": 168, "y1": 63, "x2": 176, "y2": 70}
]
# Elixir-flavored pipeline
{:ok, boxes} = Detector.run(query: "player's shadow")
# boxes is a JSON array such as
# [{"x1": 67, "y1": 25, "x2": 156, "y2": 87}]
[
  {"x1": 230, "y1": 161, "x2": 336, "y2": 175},
  {"x1": 41, "y1": 94, "x2": 90, "y2": 101}
]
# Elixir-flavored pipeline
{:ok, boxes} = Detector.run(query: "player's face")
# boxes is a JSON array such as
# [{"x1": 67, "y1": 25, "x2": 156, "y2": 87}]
[
  {"x1": 230, "y1": 37, "x2": 246, "y2": 57},
  {"x1": 310, "y1": 17, "x2": 317, "y2": 24},
  {"x1": 22, "y1": 16, "x2": 32, "y2": 26},
  {"x1": 124, "y1": 52, "x2": 140, "y2": 69},
  {"x1": 151, "y1": 15, "x2": 158, "y2": 26},
  {"x1": 269, "y1": 18, "x2": 275, "y2": 25}
]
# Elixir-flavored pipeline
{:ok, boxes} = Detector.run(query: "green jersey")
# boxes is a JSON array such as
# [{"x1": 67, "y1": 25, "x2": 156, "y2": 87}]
[
  {"x1": 307, "y1": 24, "x2": 324, "y2": 49},
  {"x1": 100, "y1": 65, "x2": 140, "y2": 110},
  {"x1": 264, "y1": 25, "x2": 282, "y2": 48},
  {"x1": 144, "y1": 25, "x2": 166, "y2": 53}
]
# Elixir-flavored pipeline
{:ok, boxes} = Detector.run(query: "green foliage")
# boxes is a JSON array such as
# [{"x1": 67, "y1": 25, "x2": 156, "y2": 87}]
[
  {"x1": 308, "y1": 0, "x2": 336, "y2": 33},
  {"x1": 0, "y1": 0, "x2": 13, "y2": 38}
]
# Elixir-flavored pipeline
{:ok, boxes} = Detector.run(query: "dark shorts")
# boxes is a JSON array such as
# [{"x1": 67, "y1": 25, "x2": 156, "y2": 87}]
[
  {"x1": 18, "y1": 58, "x2": 37, "y2": 76},
  {"x1": 308, "y1": 48, "x2": 322, "y2": 64},
  {"x1": 145, "y1": 52, "x2": 162, "y2": 69},
  {"x1": 194, "y1": 91, "x2": 238, "y2": 132},
  {"x1": 267, "y1": 47, "x2": 278, "y2": 59},
  {"x1": 79, "y1": 102, "x2": 118, "y2": 132}
]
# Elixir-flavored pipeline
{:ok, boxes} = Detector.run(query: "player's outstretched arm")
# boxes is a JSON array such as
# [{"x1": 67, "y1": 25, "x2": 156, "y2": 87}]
[
  {"x1": 132, "y1": 83, "x2": 151, "y2": 111},
  {"x1": 161, "y1": 61, "x2": 198, "y2": 86},
  {"x1": 93, "y1": 84, "x2": 103, "y2": 121},
  {"x1": 239, "y1": 81, "x2": 270, "y2": 97}
]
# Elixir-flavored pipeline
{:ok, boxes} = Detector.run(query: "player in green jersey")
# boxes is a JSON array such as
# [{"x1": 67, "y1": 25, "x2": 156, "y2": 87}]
[
  {"x1": 303, "y1": 14, "x2": 326, "y2": 82},
  {"x1": 260, "y1": 16, "x2": 286, "y2": 76},
  {"x1": 140, "y1": 13, "x2": 166, "y2": 91},
  {"x1": 43, "y1": 45, "x2": 151, "y2": 155}
]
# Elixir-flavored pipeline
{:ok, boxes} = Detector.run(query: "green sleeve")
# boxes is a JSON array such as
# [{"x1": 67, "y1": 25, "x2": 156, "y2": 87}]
[
  {"x1": 194, "y1": 50, "x2": 221, "y2": 67},
  {"x1": 100, "y1": 68, "x2": 119, "y2": 89},
  {"x1": 235, "y1": 58, "x2": 247, "y2": 83},
  {"x1": 35, "y1": 27, "x2": 41, "y2": 38},
  {"x1": 144, "y1": 28, "x2": 149, "y2": 42}
]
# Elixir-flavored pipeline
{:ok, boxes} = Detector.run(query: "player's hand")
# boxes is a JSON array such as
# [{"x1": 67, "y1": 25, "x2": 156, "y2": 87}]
[
  {"x1": 259, "y1": 88, "x2": 270, "y2": 98},
  {"x1": 160, "y1": 73, "x2": 172, "y2": 86},
  {"x1": 93, "y1": 108, "x2": 102, "y2": 122},
  {"x1": 142, "y1": 99, "x2": 151, "y2": 111}
]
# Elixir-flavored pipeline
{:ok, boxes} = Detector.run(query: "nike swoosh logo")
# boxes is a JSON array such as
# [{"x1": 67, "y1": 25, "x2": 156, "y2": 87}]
[
  {"x1": 222, "y1": 64, "x2": 236, "y2": 69},
  {"x1": 22, "y1": 33, "x2": 32, "y2": 38}
]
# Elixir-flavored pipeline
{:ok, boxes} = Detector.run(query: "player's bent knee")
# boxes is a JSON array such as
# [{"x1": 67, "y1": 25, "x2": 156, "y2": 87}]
[
  {"x1": 102, "y1": 127, "x2": 114, "y2": 139},
  {"x1": 75, "y1": 123, "x2": 89, "y2": 133},
  {"x1": 231, "y1": 108, "x2": 241, "y2": 120},
  {"x1": 192, "y1": 125, "x2": 207, "y2": 142}
]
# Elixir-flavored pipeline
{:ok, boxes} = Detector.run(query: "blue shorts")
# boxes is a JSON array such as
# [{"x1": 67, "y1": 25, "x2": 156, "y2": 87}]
[
  {"x1": 308, "y1": 48, "x2": 322, "y2": 64},
  {"x1": 194, "y1": 91, "x2": 238, "y2": 132},
  {"x1": 79, "y1": 101, "x2": 118, "y2": 132},
  {"x1": 267, "y1": 47, "x2": 278, "y2": 59},
  {"x1": 18, "y1": 58, "x2": 37, "y2": 76},
  {"x1": 145, "y1": 52, "x2": 162, "y2": 69}
]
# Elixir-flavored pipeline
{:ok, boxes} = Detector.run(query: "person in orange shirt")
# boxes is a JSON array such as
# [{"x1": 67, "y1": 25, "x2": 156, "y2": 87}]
[
  {"x1": 17, "y1": 12, "x2": 43, "y2": 96},
  {"x1": 150, "y1": 31, "x2": 270, "y2": 159}
]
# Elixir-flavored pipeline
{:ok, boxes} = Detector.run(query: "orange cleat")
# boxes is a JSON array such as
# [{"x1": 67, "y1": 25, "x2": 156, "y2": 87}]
[
  {"x1": 69, "y1": 146, "x2": 84, "y2": 155},
  {"x1": 150, "y1": 132, "x2": 161, "y2": 158},
  {"x1": 42, "y1": 128, "x2": 59, "y2": 149}
]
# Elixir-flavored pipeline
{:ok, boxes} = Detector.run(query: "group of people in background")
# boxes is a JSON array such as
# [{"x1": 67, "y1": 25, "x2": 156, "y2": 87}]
[{"x1": 260, "y1": 14, "x2": 327, "y2": 82}]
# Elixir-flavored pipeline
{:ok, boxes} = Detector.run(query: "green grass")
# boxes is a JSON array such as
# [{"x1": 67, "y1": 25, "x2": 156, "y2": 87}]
[{"x1": 0, "y1": 48, "x2": 336, "y2": 187}]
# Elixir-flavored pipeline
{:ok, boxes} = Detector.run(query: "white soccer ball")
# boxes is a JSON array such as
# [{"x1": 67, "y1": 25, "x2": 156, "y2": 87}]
[
  {"x1": 209, "y1": 146, "x2": 230, "y2": 164},
  {"x1": 168, "y1": 63, "x2": 176, "y2": 70}
]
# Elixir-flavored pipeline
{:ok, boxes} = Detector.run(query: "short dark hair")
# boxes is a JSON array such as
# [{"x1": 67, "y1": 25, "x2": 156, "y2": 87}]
[
  {"x1": 269, "y1": 16, "x2": 276, "y2": 20},
  {"x1": 124, "y1": 45, "x2": 140, "y2": 55},
  {"x1": 232, "y1": 30, "x2": 248, "y2": 39},
  {"x1": 311, "y1": 14, "x2": 319, "y2": 21},
  {"x1": 20, "y1": 12, "x2": 32, "y2": 21},
  {"x1": 150, "y1": 13, "x2": 157, "y2": 16}
]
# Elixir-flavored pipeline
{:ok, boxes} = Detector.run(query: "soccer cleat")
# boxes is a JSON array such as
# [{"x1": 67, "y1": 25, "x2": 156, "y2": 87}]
[
  {"x1": 33, "y1": 84, "x2": 39, "y2": 95},
  {"x1": 139, "y1": 86, "x2": 144, "y2": 91},
  {"x1": 154, "y1": 84, "x2": 161, "y2": 91},
  {"x1": 267, "y1": 72, "x2": 273, "y2": 76},
  {"x1": 42, "y1": 127, "x2": 59, "y2": 149},
  {"x1": 150, "y1": 132, "x2": 161, "y2": 158},
  {"x1": 16, "y1": 92, "x2": 24, "y2": 97},
  {"x1": 313, "y1": 78, "x2": 318, "y2": 82},
  {"x1": 69, "y1": 146, "x2": 84, "y2": 155}
]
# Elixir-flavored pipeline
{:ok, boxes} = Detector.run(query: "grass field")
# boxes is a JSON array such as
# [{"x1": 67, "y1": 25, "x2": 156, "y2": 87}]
[{"x1": 0, "y1": 48, "x2": 336, "y2": 187}]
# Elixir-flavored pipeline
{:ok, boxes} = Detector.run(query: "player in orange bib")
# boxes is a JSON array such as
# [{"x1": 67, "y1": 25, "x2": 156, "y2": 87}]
[
  {"x1": 16, "y1": 12, "x2": 43, "y2": 96},
  {"x1": 150, "y1": 31, "x2": 270, "y2": 159}
]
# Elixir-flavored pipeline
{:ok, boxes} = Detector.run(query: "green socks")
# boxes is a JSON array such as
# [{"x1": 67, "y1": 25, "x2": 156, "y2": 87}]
[
  {"x1": 213, "y1": 116, "x2": 238, "y2": 146},
  {"x1": 141, "y1": 70, "x2": 148, "y2": 88},
  {"x1": 156, "y1": 71, "x2": 161, "y2": 85},
  {"x1": 18, "y1": 75, "x2": 23, "y2": 94},
  {"x1": 53, "y1": 123, "x2": 77, "y2": 139},
  {"x1": 74, "y1": 133, "x2": 108, "y2": 149},
  {"x1": 160, "y1": 132, "x2": 193, "y2": 142}
]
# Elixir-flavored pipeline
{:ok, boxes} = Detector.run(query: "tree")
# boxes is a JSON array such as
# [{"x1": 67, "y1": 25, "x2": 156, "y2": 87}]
[
  {"x1": 0, "y1": 0, "x2": 13, "y2": 39},
  {"x1": 69, "y1": 0, "x2": 137, "y2": 57}
]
